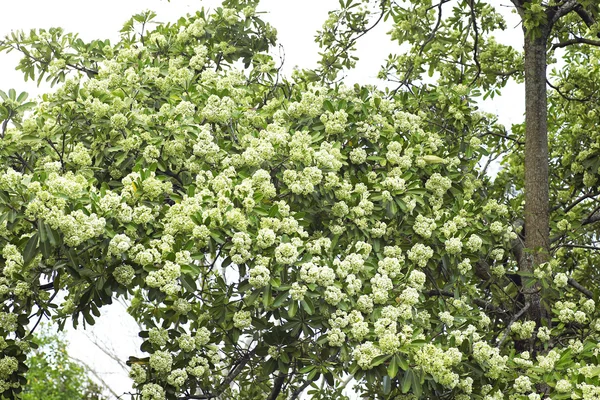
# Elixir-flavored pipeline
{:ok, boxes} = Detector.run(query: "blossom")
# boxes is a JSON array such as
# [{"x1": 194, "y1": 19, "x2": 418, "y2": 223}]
[
  {"x1": 233, "y1": 310, "x2": 252, "y2": 329},
  {"x1": 149, "y1": 351, "x2": 173, "y2": 373},
  {"x1": 353, "y1": 342, "x2": 381, "y2": 369}
]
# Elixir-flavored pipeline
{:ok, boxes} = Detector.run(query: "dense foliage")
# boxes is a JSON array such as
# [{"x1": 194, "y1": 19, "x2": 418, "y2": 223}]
[
  {"x1": 22, "y1": 326, "x2": 107, "y2": 400},
  {"x1": 0, "y1": 0, "x2": 599, "y2": 399}
]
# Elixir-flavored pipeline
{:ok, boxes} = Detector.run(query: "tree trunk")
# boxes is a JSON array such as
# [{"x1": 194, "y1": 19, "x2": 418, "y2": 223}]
[{"x1": 521, "y1": 33, "x2": 549, "y2": 327}]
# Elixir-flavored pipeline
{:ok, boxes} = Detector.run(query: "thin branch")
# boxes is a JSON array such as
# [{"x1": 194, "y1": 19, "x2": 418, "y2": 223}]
[
  {"x1": 328, "y1": 1, "x2": 386, "y2": 70},
  {"x1": 480, "y1": 131, "x2": 525, "y2": 145},
  {"x1": 468, "y1": 0, "x2": 482, "y2": 86},
  {"x1": 552, "y1": 37, "x2": 600, "y2": 50},
  {"x1": 84, "y1": 331, "x2": 129, "y2": 371},
  {"x1": 574, "y1": 4, "x2": 600, "y2": 37},
  {"x1": 497, "y1": 302, "x2": 531, "y2": 348},
  {"x1": 551, "y1": 191, "x2": 600, "y2": 213},
  {"x1": 424, "y1": 290, "x2": 508, "y2": 317},
  {"x1": 394, "y1": 0, "x2": 446, "y2": 93},
  {"x1": 266, "y1": 374, "x2": 286, "y2": 400},
  {"x1": 39, "y1": 281, "x2": 55, "y2": 291},
  {"x1": 582, "y1": 212, "x2": 600, "y2": 226},
  {"x1": 559, "y1": 243, "x2": 600, "y2": 251},
  {"x1": 550, "y1": 0, "x2": 580, "y2": 26},
  {"x1": 179, "y1": 348, "x2": 258, "y2": 399},
  {"x1": 70, "y1": 356, "x2": 120, "y2": 399},
  {"x1": 546, "y1": 78, "x2": 596, "y2": 102},
  {"x1": 568, "y1": 277, "x2": 594, "y2": 299},
  {"x1": 290, "y1": 380, "x2": 312, "y2": 399}
]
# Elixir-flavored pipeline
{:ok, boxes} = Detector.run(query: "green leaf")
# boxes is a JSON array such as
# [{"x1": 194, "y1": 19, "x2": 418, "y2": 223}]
[
  {"x1": 272, "y1": 291, "x2": 288, "y2": 308},
  {"x1": 288, "y1": 300, "x2": 298, "y2": 318},
  {"x1": 180, "y1": 274, "x2": 197, "y2": 292},
  {"x1": 301, "y1": 298, "x2": 315, "y2": 315},
  {"x1": 16, "y1": 91, "x2": 28, "y2": 102},
  {"x1": 401, "y1": 370, "x2": 412, "y2": 393},
  {"x1": 387, "y1": 355, "x2": 399, "y2": 378},
  {"x1": 397, "y1": 355, "x2": 409, "y2": 371},
  {"x1": 370, "y1": 353, "x2": 391, "y2": 367},
  {"x1": 245, "y1": 289, "x2": 261, "y2": 306},
  {"x1": 262, "y1": 284, "x2": 272, "y2": 308},
  {"x1": 298, "y1": 364, "x2": 315, "y2": 374},
  {"x1": 23, "y1": 233, "x2": 39, "y2": 265},
  {"x1": 382, "y1": 375, "x2": 391, "y2": 395}
]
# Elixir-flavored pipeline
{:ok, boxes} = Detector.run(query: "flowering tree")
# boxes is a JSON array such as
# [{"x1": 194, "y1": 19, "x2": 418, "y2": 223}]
[{"x1": 0, "y1": 0, "x2": 598, "y2": 399}]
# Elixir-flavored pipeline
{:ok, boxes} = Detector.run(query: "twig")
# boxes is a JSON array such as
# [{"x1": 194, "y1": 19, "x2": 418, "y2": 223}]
[
  {"x1": 497, "y1": 302, "x2": 531, "y2": 348},
  {"x1": 567, "y1": 277, "x2": 594, "y2": 299},
  {"x1": 290, "y1": 380, "x2": 313, "y2": 400},
  {"x1": 266, "y1": 374, "x2": 286, "y2": 400},
  {"x1": 551, "y1": 191, "x2": 600, "y2": 213},
  {"x1": 70, "y1": 355, "x2": 120, "y2": 398},
  {"x1": 468, "y1": 0, "x2": 481, "y2": 86},
  {"x1": 552, "y1": 36, "x2": 600, "y2": 50}
]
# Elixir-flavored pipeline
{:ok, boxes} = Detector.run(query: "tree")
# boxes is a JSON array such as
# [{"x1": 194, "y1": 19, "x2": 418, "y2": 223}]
[
  {"x1": 22, "y1": 325, "x2": 109, "y2": 400},
  {"x1": 0, "y1": 0, "x2": 599, "y2": 399}
]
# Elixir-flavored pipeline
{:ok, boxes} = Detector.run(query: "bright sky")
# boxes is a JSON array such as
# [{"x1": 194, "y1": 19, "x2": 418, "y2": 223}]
[{"x1": 0, "y1": 0, "x2": 525, "y2": 397}]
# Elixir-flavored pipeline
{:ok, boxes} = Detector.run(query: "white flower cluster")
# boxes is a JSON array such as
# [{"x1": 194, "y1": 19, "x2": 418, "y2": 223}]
[
  {"x1": 407, "y1": 243, "x2": 434, "y2": 268},
  {"x1": 352, "y1": 341, "x2": 381, "y2": 369},
  {"x1": 249, "y1": 263, "x2": 271, "y2": 288},
  {"x1": 233, "y1": 310, "x2": 252, "y2": 329},
  {"x1": 473, "y1": 341, "x2": 507, "y2": 379},
  {"x1": 149, "y1": 350, "x2": 173, "y2": 373},
  {"x1": 425, "y1": 173, "x2": 452, "y2": 197},
  {"x1": 145, "y1": 261, "x2": 181, "y2": 295},
  {"x1": 320, "y1": 110, "x2": 348, "y2": 135},
  {"x1": 414, "y1": 344, "x2": 461, "y2": 388},
  {"x1": 283, "y1": 167, "x2": 323, "y2": 195},
  {"x1": 510, "y1": 320, "x2": 536, "y2": 339},
  {"x1": 413, "y1": 214, "x2": 436, "y2": 239}
]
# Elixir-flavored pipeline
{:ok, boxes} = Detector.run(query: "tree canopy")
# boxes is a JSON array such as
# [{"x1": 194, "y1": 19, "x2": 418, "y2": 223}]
[
  {"x1": 0, "y1": 0, "x2": 600, "y2": 399},
  {"x1": 22, "y1": 325, "x2": 108, "y2": 400}
]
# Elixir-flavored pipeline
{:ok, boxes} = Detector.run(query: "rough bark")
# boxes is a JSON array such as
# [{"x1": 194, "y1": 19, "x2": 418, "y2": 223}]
[{"x1": 521, "y1": 32, "x2": 550, "y2": 328}]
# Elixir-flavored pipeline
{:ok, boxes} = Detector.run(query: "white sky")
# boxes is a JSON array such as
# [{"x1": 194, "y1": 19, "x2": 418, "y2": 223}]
[{"x1": 0, "y1": 0, "x2": 525, "y2": 397}]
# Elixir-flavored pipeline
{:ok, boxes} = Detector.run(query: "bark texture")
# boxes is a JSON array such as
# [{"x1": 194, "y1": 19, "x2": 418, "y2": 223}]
[{"x1": 521, "y1": 33, "x2": 550, "y2": 327}]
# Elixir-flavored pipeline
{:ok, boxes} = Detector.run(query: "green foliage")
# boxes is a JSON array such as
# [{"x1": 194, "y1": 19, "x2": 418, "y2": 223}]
[
  {"x1": 22, "y1": 326, "x2": 107, "y2": 400},
  {"x1": 0, "y1": 0, "x2": 600, "y2": 399}
]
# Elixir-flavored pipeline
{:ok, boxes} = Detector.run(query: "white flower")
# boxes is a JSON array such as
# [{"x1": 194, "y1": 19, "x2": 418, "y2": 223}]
[
  {"x1": 407, "y1": 243, "x2": 434, "y2": 268},
  {"x1": 273, "y1": 242, "x2": 298, "y2": 265},
  {"x1": 233, "y1": 310, "x2": 252, "y2": 329},
  {"x1": 352, "y1": 342, "x2": 381, "y2": 369},
  {"x1": 513, "y1": 375, "x2": 532, "y2": 393},
  {"x1": 249, "y1": 264, "x2": 271, "y2": 288},
  {"x1": 465, "y1": 234, "x2": 483, "y2": 252},
  {"x1": 141, "y1": 383, "x2": 165, "y2": 400},
  {"x1": 554, "y1": 272, "x2": 568, "y2": 288},
  {"x1": 445, "y1": 237, "x2": 462, "y2": 255},
  {"x1": 149, "y1": 350, "x2": 173, "y2": 373}
]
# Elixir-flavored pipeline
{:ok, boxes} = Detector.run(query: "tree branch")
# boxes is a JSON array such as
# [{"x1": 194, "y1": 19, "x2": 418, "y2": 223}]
[
  {"x1": 549, "y1": 0, "x2": 580, "y2": 26},
  {"x1": 559, "y1": 243, "x2": 600, "y2": 251},
  {"x1": 424, "y1": 290, "x2": 508, "y2": 318},
  {"x1": 582, "y1": 212, "x2": 600, "y2": 226},
  {"x1": 266, "y1": 374, "x2": 286, "y2": 400},
  {"x1": 574, "y1": 4, "x2": 600, "y2": 37},
  {"x1": 178, "y1": 348, "x2": 257, "y2": 399},
  {"x1": 552, "y1": 37, "x2": 600, "y2": 50},
  {"x1": 468, "y1": 0, "x2": 482, "y2": 86},
  {"x1": 497, "y1": 302, "x2": 530, "y2": 348},
  {"x1": 551, "y1": 190, "x2": 600, "y2": 213},
  {"x1": 568, "y1": 277, "x2": 594, "y2": 299},
  {"x1": 547, "y1": 78, "x2": 596, "y2": 102},
  {"x1": 290, "y1": 380, "x2": 313, "y2": 400},
  {"x1": 70, "y1": 356, "x2": 120, "y2": 398}
]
